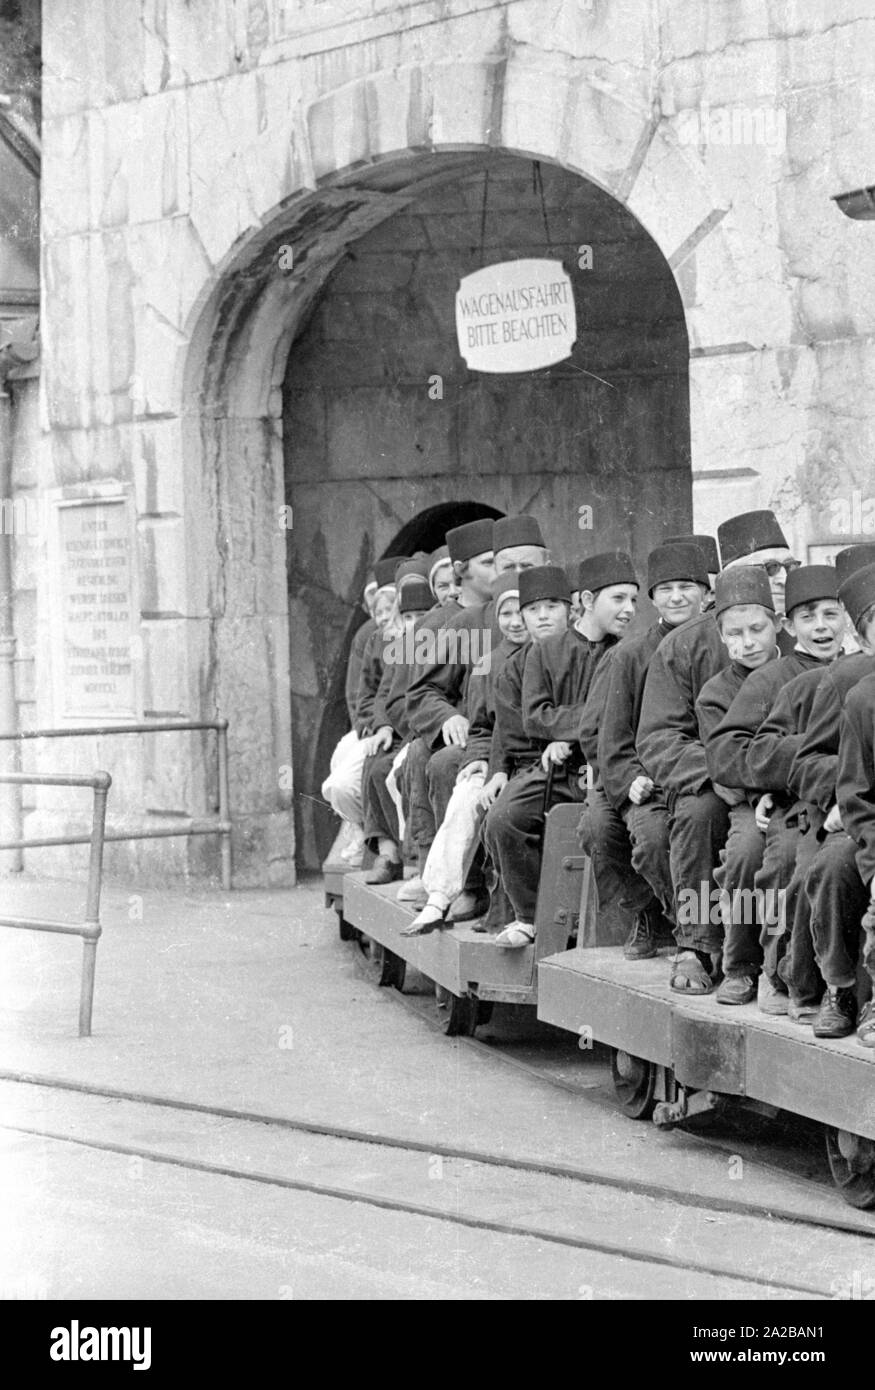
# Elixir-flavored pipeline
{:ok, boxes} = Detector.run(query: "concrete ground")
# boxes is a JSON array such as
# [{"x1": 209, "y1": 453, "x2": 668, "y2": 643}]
[{"x1": 0, "y1": 874, "x2": 872, "y2": 1300}]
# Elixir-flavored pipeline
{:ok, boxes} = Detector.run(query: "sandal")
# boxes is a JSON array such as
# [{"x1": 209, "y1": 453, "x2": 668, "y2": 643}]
[
  {"x1": 670, "y1": 950, "x2": 715, "y2": 995},
  {"x1": 401, "y1": 903, "x2": 450, "y2": 936},
  {"x1": 494, "y1": 921, "x2": 535, "y2": 949},
  {"x1": 857, "y1": 1000, "x2": 875, "y2": 1048}
]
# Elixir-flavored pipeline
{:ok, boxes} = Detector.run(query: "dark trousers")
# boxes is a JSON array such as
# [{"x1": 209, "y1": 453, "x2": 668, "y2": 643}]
[
  {"x1": 577, "y1": 786, "x2": 660, "y2": 919},
  {"x1": 427, "y1": 745, "x2": 466, "y2": 825},
  {"x1": 403, "y1": 738, "x2": 467, "y2": 862},
  {"x1": 714, "y1": 805, "x2": 764, "y2": 977},
  {"x1": 754, "y1": 808, "x2": 798, "y2": 987},
  {"x1": 669, "y1": 788, "x2": 730, "y2": 955},
  {"x1": 483, "y1": 764, "x2": 586, "y2": 924},
  {"x1": 779, "y1": 820, "x2": 824, "y2": 1007},
  {"x1": 403, "y1": 737, "x2": 435, "y2": 859},
  {"x1": 624, "y1": 796, "x2": 674, "y2": 920},
  {"x1": 808, "y1": 831, "x2": 870, "y2": 988},
  {"x1": 362, "y1": 746, "x2": 401, "y2": 847}
]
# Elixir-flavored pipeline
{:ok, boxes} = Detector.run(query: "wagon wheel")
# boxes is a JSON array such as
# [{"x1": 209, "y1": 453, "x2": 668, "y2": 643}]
[
  {"x1": 381, "y1": 948, "x2": 407, "y2": 992},
  {"x1": 440, "y1": 993, "x2": 492, "y2": 1037},
  {"x1": 610, "y1": 1048, "x2": 658, "y2": 1120},
  {"x1": 356, "y1": 936, "x2": 403, "y2": 988},
  {"x1": 825, "y1": 1128, "x2": 875, "y2": 1210},
  {"x1": 335, "y1": 908, "x2": 357, "y2": 942}
]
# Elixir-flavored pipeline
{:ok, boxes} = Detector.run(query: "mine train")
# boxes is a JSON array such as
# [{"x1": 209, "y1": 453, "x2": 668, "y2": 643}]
[{"x1": 324, "y1": 813, "x2": 875, "y2": 1213}]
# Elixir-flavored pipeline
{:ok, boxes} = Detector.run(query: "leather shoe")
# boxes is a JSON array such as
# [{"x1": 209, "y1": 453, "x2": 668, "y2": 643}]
[
  {"x1": 365, "y1": 855, "x2": 403, "y2": 885},
  {"x1": 813, "y1": 986, "x2": 857, "y2": 1038},
  {"x1": 623, "y1": 907, "x2": 659, "y2": 960},
  {"x1": 716, "y1": 974, "x2": 758, "y2": 1006},
  {"x1": 448, "y1": 891, "x2": 489, "y2": 922}
]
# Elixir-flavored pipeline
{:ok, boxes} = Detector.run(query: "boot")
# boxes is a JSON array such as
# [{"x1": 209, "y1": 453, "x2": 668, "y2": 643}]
[
  {"x1": 623, "y1": 905, "x2": 660, "y2": 960},
  {"x1": 812, "y1": 986, "x2": 857, "y2": 1039},
  {"x1": 365, "y1": 855, "x2": 403, "y2": 885}
]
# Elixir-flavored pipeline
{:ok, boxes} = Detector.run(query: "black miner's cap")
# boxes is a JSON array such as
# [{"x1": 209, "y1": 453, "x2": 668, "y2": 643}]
[
  {"x1": 839, "y1": 561, "x2": 875, "y2": 631},
  {"x1": 399, "y1": 577, "x2": 433, "y2": 613},
  {"x1": 492, "y1": 514, "x2": 545, "y2": 553},
  {"x1": 664, "y1": 533, "x2": 720, "y2": 574},
  {"x1": 647, "y1": 542, "x2": 708, "y2": 595},
  {"x1": 374, "y1": 556, "x2": 403, "y2": 588},
  {"x1": 835, "y1": 543, "x2": 875, "y2": 588},
  {"x1": 717, "y1": 510, "x2": 787, "y2": 567},
  {"x1": 519, "y1": 564, "x2": 571, "y2": 608},
  {"x1": 446, "y1": 519, "x2": 494, "y2": 564},
  {"x1": 713, "y1": 566, "x2": 775, "y2": 618},
  {"x1": 784, "y1": 565, "x2": 838, "y2": 616},
  {"x1": 578, "y1": 550, "x2": 638, "y2": 595}
]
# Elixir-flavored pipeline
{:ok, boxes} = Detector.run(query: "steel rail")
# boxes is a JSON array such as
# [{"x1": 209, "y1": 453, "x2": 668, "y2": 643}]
[
  {"x1": 1, "y1": 1068, "x2": 871, "y2": 1240},
  {"x1": 0, "y1": 1117, "x2": 828, "y2": 1299}
]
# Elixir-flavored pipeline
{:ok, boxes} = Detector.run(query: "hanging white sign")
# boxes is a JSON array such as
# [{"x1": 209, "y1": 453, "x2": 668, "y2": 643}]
[{"x1": 455, "y1": 258, "x2": 576, "y2": 373}]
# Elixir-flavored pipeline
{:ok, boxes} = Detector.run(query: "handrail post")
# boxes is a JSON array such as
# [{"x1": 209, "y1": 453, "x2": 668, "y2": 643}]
[
  {"x1": 79, "y1": 771, "x2": 110, "y2": 1037},
  {"x1": 0, "y1": 372, "x2": 22, "y2": 874},
  {"x1": 216, "y1": 718, "x2": 232, "y2": 891}
]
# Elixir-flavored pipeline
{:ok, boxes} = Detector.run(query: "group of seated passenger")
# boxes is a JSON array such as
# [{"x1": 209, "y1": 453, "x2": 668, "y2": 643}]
[{"x1": 323, "y1": 508, "x2": 875, "y2": 1049}]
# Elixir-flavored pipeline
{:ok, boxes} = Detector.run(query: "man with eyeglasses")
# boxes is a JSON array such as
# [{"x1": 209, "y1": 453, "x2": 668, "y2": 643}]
[{"x1": 719, "y1": 509, "x2": 802, "y2": 624}]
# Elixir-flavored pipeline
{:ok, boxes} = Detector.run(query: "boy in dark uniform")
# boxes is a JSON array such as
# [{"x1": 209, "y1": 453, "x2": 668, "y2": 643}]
[
  {"x1": 361, "y1": 575, "x2": 437, "y2": 879},
  {"x1": 485, "y1": 551, "x2": 637, "y2": 948},
  {"x1": 322, "y1": 556, "x2": 400, "y2": 860},
  {"x1": 408, "y1": 511, "x2": 545, "y2": 911},
  {"x1": 815, "y1": 563, "x2": 875, "y2": 1041},
  {"x1": 664, "y1": 534, "x2": 720, "y2": 608},
  {"x1": 428, "y1": 545, "x2": 458, "y2": 606},
  {"x1": 578, "y1": 541, "x2": 710, "y2": 959},
  {"x1": 399, "y1": 519, "x2": 495, "y2": 896},
  {"x1": 346, "y1": 574, "x2": 378, "y2": 722},
  {"x1": 479, "y1": 565, "x2": 572, "y2": 933},
  {"x1": 637, "y1": 508, "x2": 793, "y2": 994},
  {"x1": 781, "y1": 546, "x2": 875, "y2": 1020},
  {"x1": 479, "y1": 566, "x2": 573, "y2": 810},
  {"x1": 704, "y1": 567, "x2": 842, "y2": 1003},
  {"x1": 402, "y1": 572, "x2": 528, "y2": 934},
  {"x1": 403, "y1": 517, "x2": 547, "y2": 912}
]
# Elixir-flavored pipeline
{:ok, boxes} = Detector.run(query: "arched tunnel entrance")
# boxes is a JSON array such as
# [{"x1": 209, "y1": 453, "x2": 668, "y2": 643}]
[{"x1": 281, "y1": 151, "x2": 691, "y2": 871}]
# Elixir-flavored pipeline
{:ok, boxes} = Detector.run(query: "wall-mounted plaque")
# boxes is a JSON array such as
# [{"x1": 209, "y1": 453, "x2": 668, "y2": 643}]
[
  {"x1": 50, "y1": 493, "x2": 140, "y2": 721},
  {"x1": 455, "y1": 258, "x2": 576, "y2": 373}
]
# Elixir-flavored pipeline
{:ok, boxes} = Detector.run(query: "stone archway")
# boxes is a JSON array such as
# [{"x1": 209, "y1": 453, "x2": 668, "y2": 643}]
[
  {"x1": 282, "y1": 150, "x2": 691, "y2": 868},
  {"x1": 165, "y1": 59, "x2": 739, "y2": 885}
]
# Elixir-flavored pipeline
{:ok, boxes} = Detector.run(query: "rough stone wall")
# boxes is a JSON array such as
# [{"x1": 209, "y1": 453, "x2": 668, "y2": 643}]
[{"x1": 32, "y1": 0, "x2": 875, "y2": 884}]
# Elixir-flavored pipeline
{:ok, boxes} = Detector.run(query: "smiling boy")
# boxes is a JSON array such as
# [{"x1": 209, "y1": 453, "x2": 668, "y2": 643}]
[
  {"x1": 705, "y1": 566, "x2": 844, "y2": 1004},
  {"x1": 578, "y1": 541, "x2": 710, "y2": 960},
  {"x1": 485, "y1": 551, "x2": 636, "y2": 949}
]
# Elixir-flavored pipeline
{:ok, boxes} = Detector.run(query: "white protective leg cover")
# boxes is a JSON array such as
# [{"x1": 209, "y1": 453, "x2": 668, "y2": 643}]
[
  {"x1": 321, "y1": 729, "x2": 368, "y2": 825},
  {"x1": 421, "y1": 771, "x2": 487, "y2": 902},
  {"x1": 385, "y1": 742, "x2": 410, "y2": 842}
]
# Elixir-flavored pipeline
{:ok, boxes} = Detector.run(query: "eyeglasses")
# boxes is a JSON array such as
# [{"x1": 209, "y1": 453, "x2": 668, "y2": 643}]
[{"x1": 760, "y1": 559, "x2": 802, "y2": 579}]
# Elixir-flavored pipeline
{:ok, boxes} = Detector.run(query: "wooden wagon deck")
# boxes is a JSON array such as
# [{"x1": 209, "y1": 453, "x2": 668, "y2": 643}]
[{"x1": 537, "y1": 946, "x2": 875, "y2": 1141}]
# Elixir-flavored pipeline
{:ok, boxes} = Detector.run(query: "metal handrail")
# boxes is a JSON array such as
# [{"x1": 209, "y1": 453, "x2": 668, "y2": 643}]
[
  {"x1": 0, "y1": 770, "x2": 110, "y2": 1036},
  {"x1": 0, "y1": 719, "x2": 231, "y2": 889}
]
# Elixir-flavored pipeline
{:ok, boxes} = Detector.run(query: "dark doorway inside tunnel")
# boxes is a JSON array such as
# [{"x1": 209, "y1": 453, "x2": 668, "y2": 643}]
[{"x1": 282, "y1": 150, "x2": 690, "y2": 870}]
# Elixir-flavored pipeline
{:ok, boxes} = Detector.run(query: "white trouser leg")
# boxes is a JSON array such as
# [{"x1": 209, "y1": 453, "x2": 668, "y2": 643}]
[
  {"x1": 321, "y1": 731, "x2": 368, "y2": 825},
  {"x1": 386, "y1": 743, "x2": 409, "y2": 842},
  {"x1": 422, "y1": 772, "x2": 486, "y2": 901}
]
